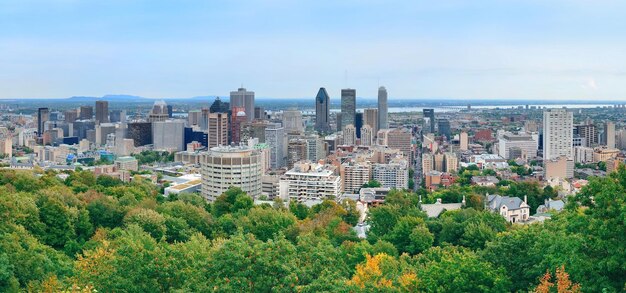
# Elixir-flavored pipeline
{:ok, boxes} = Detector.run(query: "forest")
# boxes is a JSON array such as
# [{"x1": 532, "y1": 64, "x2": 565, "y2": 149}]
[{"x1": 0, "y1": 166, "x2": 624, "y2": 292}]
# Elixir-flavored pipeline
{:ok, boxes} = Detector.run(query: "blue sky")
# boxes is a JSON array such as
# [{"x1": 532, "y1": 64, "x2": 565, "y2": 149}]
[{"x1": 1, "y1": 0, "x2": 625, "y2": 100}]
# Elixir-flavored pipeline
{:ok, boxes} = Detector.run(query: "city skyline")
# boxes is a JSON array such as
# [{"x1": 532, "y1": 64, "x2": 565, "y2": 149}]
[{"x1": 2, "y1": 1, "x2": 626, "y2": 100}]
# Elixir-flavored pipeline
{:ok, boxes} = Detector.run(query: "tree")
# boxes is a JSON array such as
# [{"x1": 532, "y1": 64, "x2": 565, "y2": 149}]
[
  {"x1": 383, "y1": 216, "x2": 433, "y2": 254},
  {"x1": 237, "y1": 207, "x2": 297, "y2": 241},
  {"x1": 212, "y1": 187, "x2": 253, "y2": 217},
  {"x1": 123, "y1": 208, "x2": 167, "y2": 240},
  {"x1": 87, "y1": 196, "x2": 125, "y2": 228},
  {"x1": 534, "y1": 266, "x2": 581, "y2": 293},
  {"x1": 37, "y1": 197, "x2": 76, "y2": 249},
  {"x1": 347, "y1": 254, "x2": 419, "y2": 292},
  {"x1": 289, "y1": 201, "x2": 310, "y2": 220},
  {"x1": 362, "y1": 180, "x2": 382, "y2": 189}
]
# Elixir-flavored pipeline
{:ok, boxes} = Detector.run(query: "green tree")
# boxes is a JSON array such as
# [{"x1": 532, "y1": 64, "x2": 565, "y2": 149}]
[
  {"x1": 212, "y1": 187, "x2": 253, "y2": 217},
  {"x1": 123, "y1": 208, "x2": 167, "y2": 240},
  {"x1": 237, "y1": 207, "x2": 297, "y2": 241}
]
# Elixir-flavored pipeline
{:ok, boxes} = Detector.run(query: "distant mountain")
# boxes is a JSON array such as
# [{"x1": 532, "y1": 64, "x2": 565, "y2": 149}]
[{"x1": 67, "y1": 94, "x2": 148, "y2": 102}]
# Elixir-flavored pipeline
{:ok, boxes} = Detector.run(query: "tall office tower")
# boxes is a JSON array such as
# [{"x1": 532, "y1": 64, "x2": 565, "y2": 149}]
[
  {"x1": 283, "y1": 109, "x2": 304, "y2": 133},
  {"x1": 153, "y1": 120, "x2": 185, "y2": 151},
  {"x1": 361, "y1": 125, "x2": 374, "y2": 146},
  {"x1": 459, "y1": 131, "x2": 469, "y2": 151},
  {"x1": 230, "y1": 87, "x2": 255, "y2": 122},
  {"x1": 200, "y1": 108, "x2": 210, "y2": 131},
  {"x1": 343, "y1": 124, "x2": 357, "y2": 145},
  {"x1": 437, "y1": 119, "x2": 451, "y2": 139},
  {"x1": 444, "y1": 152, "x2": 458, "y2": 173},
  {"x1": 355, "y1": 112, "x2": 363, "y2": 138},
  {"x1": 617, "y1": 129, "x2": 626, "y2": 150},
  {"x1": 254, "y1": 106, "x2": 265, "y2": 120},
  {"x1": 287, "y1": 138, "x2": 308, "y2": 169},
  {"x1": 167, "y1": 105, "x2": 173, "y2": 118},
  {"x1": 79, "y1": 106, "x2": 93, "y2": 120},
  {"x1": 188, "y1": 110, "x2": 202, "y2": 126},
  {"x1": 265, "y1": 123, "x2": 285, "y2": 169},
  {"x1": 230, "y1": 107, "x2": 247, "y2": 144},
  {"x1": 37, "y1": 108, "x2": 50, "y2": 138},
  {"x1": 210, "y1": 97, "x2": 230, "y2": 113},
  {"x1": 148, "y1": 100, "x2": 170, "y2": 122},
  {"x1": 315, "y1": 88, "x2": 331, "y2": 133},
  {"x1": 201, "y1": 146, "x2": 262, "y2": 201},
  {"x1": 127, "y1": 122, "x2": 153, "y2": 146},
  {"x1": 364, "y1": 108, "x2": 379, "y2": 134},
  {"x1": 336, "y1": 113, "x2": 343, "y2": 132},
  {"x1": 423, "y1": 109, "x2": 435, "y2": 133},
  {"x1": 64, "y1": 109, "x2": 78, "y2": 123},
  {"x1": 207, "y1": 113, "x2": 229, "y2": 147},
  {"x1": 95, "y1": 123, "x2": 116, "y2": 146},
  {"x1": 604, "y1": 121, "x2": 615, "y2": 148},
  {"x1": 109, "y1": 110, "x2": 126, "y2": 123},
  {"x1": 378, "y1": 86, "x2": 388, "y2": 129},
  {"x1": 95, "y1": 101, "x2": 109, "y2": 124},
  {"x1": 543, "y1": 109, "x2": 573, "y2": 160},
  {"x1": 340, "y1": 89, "x2": 356, "y2": 131},
  {"x1": 576, "y1": 124, "x2": 598, "y2": 147}
]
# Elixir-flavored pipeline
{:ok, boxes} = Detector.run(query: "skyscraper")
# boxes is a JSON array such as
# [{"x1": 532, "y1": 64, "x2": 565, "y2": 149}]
[
  {"x1": 355, "y1": 112, "x2": 363, "y2": 138},
  {"x1": 378, "y1": 86, "x2": 388, "y2": 129},
  {"x1": 363, "y1": 108, "x2": 379, "y2": 135},
  {"x1": 604, "y1": 121, "x2": 615, "y2": 148},
  {"x1": 210, "y1": 97, "x2": 229, "y2": 113},
  {"x1": 95, "y1": 101, "x2": 109, "y2": 124},
  {"x1": 207, "y1": 112, "x2": 229, "y2": 147},
  {"x1": 437, "y1": 119, "x2": 451, "y2": 139},
  {"x1": 283, "y1": 109, "x2": 304, "y2": 133},
  {"x1": 230, "y1": 107, "x2": 247, "y2": 144},
  {"x1": 543, "y1": 109, "x2": 573, "y2": 160},
  {"x1": 265, "y1": 123, "x2": 285, "y2": 169},
  {"x1": 230, "y1": 88, "x2": 255, "y2": 122},
  {"x1": 343, "y1": 124, "x2": 357, "y2": 145},
  {"x1": 148, "y1": 100, "x2": 169, "y2": 122},
  {"x1": 341, "y1": 89, "x2": 356, "y2": 131},
  {"x1": 37, "y1": 107, "x2": 49, "y2": 137},
  {"x1": 315, "y1": 88, "x2": 331, "y2": 133},
  {"x1": 423, "y1": 109, "x2": 435, "y2": 133},
  {"x1": 79, "y1": 106, "x2": 93, "y2": 120}
]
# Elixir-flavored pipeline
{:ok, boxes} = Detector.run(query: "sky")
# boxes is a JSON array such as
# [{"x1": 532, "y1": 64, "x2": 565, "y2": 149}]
[{"x1": 1, "y1": 0, "x2": 626, "y2": 100}]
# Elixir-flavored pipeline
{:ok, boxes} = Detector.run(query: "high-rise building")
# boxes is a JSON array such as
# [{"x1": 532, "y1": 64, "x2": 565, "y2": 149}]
[
  {"x1": 604, "y1": 121, "x2": 615, "y2": 148},
  {"x1": 341, "y1": 161, "x2": 372, "y2": 193},
  {"x1": 387, "y1": 128, "x2": 413, "y2": 162},
  {"x1": 423, "y1": 109, "x2": 435, "y2": 133},
  {"x1": 127, "y1": 122, "x2": 153, "y2": 147},
  {"x1": 361, "y1": 125, "x2": 374, "y2": 146},
  {"x1": 109, "y1": 110, "x2": 126, "y2": 123},
  {"x1": 208, "y1": 113, "x2": 229, "y2": 147},
  {"x1": 543, "y1": 109, "x2": 573, "y2": 160},
  {"x1": 200, "y1": 108, "x2": 210, "y2": 131},
  {"x1": 167, "y1": 105, "x2": 173, "y2": 118},
  {"x1": 287, "y1": 139, "x2": 308, "y2": 169},
  {"x1": 378, "y1": 86, "x2": 388, "y2": 129},
  {"x1": 230, "y1": 107, "x2": 247, "y2": 145},
  {"x1": 210, "y1": 97, "x2": 229, "y2": 113},
  {"x1": 37, "y1": 108, "x2": 50, "y2": 138},
  {"x1": 343, "y1": 124, "x2": 357, "y2": 146},
  {"x1": 444, "y1": 152, "x2": 458, "y2": 173},
  {"x1": 79, "y1": 106, "x2": 93, "y2": 120},
  {"x1": 153, "y1": 120, "x2": 185, "y2": 151},
  {"x1": 576, "y1": 124, "x2": 598, "y2": 147},
  {"x1": 373, "y1": 157, "x2": 409, "y2": 190},
  {"x1": 498, "y1": 132, "x2": 538, "y2": 159},
  {"x1": 283, "y1": 109, "x2": 304, "y2": 133},
  {"x1": 355, "y1": 112, "x2": 363, "y2": 138},
  {"x1": 336, "y1": 113, "x2": 343, "y2": 132},
  {"x1": 340, "y1": 89, "x2": 356, "y2": 131},
  {"x1": 460, "y1": 132, "x2": 469, "y2": 151},
  {"x1": 64, "y1": 110, "x2": 78, "y2": 123},
  {"x1": 188, "y1": 110, "x2": 202, "y2": 127},
  {"x1": 364, "y1": 108, "x2": 379, "y2": 135},
  {"x1": 437, "y1": 119, "x2": 451, "y2": 139},
  {"x1": 315, "y1": 88, "x2": 331, "y2": 133},
  {"x1": 434, "y1": 153, "x2": 445, "y2": 172},
  {"x1": 148, "y1": 100, "x2": 169, "y2": 122},
  {"x1": 305, "y1": 133, "x2": 325, "y2": 162},
  {"x1": 265, "y1": 123, "x2": 285, "y2": 169},
  {"x1": 254, "y1": 106, "x2": 265, "y2": 120},
  {"x1": 201, "y1": 146, "x2": 262, "y2": 201},
  {"x1": 95, "y1": 101, "x2": 109, "y2": 124},
  {"x1": 230, "y1": 88, "x2": 255, "y2": 122}
]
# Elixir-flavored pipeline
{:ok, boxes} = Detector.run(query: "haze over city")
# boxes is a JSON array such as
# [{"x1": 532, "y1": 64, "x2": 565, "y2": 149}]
[{"x1": 2, "y1": 0, "x2": 626, "y2": 100}]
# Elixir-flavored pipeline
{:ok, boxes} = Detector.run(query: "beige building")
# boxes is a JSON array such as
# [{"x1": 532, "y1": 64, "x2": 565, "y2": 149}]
[
  {"x1": 201, "y1": 146, "x2": 262, "y2": 201},
  {"x1": 387, "y1": 128, "x2": 412, "y2": 162},
  {"x1": 343, "y1": 124, "x2": 357, "y2": 146},
  {"x1": 363, "y1": 108, "x2": 379, "y2": 135},
  {"x1": 545, "y1": 155, "x2": 574, "y2": 179},
  {"x1": 287, "y1": 139, "x2": 308, "y2": 169},
  {"x1": 373, "y1": 157, "x2": 409, "y2": 190},
  {"x1": 114, "y1": 156, "x2": 139, "y2": 172},
  {"x1": 361, "y1": 125, "x2": 374, "y2": 146},
  {"x1": 459, "y1": 132, "x2": 468, "y2": 151},
  {"x1": 444, "y1": 152, "x2": 458, "y2": 173},
  {"x1": 422, "y1": 153, "x2": 434, "y2": 175},
  {"x1": 341, "y1": 161, "x2": 372, "y2": 193},
  {"x1": 592, "y1": 147, "x2": 619, "y2": 163},
  {"x1": 434, "y1": 153, "x2": 445, "y2": 172},
  {"x1": 208, "y1": 113, "x2": 229, "y2": 147}
]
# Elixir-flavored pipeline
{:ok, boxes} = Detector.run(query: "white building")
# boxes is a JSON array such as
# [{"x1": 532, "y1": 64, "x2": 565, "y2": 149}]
[
  {"x1": 361, "y1": 125, "x2": 374, "y2": 146},
  {"x1": 343, "y1": 124, "x2": 357, "y2": 146},
  {"x1": 153, "y1": 120, "x2": 185, "y2": 151},
  {"x1": 305, "y1": 133, "x2": 325, "y2": 162},
  {"x1": 373, "y1": 157, "x2": 409, "y2": 190},
  {"x1": 282, "y1": 109, "x2": 304, "y2": 133},
  {"x1": 201, "y1": 146, "x2": 263, "y2": 201},
  {"x1": 498, "y1": 132, "x2": 538, "y2": 159},
  {"x1": 279, "y1": 162, "x2": 342, "y2": 203},
  {"x1": 486, "y1": 194, "x2": 530, "y2": 223},
  {"x1": 543, "y1": 109, "x2": 573, "y2": 160},
  {"x1": 574, "y1": 146, "x2": 594, "y2": 164},
  {"x1": 265, "y1": 123, "x2": 285, "y2": 169}
]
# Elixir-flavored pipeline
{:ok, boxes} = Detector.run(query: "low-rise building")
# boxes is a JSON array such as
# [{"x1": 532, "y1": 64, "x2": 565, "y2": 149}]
[{"x1": 486, "y1": 194, "x2": 530, "y2": 223}]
